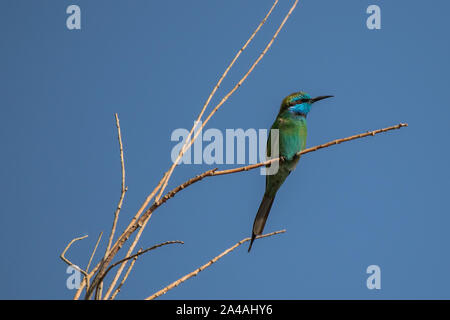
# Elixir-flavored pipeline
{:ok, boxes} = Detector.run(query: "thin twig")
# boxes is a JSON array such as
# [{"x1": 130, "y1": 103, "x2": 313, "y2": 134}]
[
  {"x1": 84, "y1": 114, "x2": 127, "y2": 300},
  {"x1": 60, "y1": 235, "x2": 90, "y2": 292},
  {"x1": 145, "y1": 230, "x2": 286, "y2": 300},
  {"x1": 105, "y1": 114, "x2": 127, "y2": 256},
  {"x1": 87, "y1": 232, "x2": 103, "y2": 273},
  {"x1": 60, "y1": 235, "x2": 89, "y2": 276}
]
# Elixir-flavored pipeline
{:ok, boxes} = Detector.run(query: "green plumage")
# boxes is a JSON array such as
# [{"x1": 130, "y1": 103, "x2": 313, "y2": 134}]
[
  {"x1": 248, "y1": 91, "x2": 333, "y2": 252},
  {"x1": 265, "y1": 108, "x2": 307, "y2": 196}
]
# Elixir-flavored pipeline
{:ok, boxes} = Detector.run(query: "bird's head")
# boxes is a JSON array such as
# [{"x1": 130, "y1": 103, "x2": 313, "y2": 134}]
[{"x1": 280, "y1": 91, "x2": 333, "y2": 116}]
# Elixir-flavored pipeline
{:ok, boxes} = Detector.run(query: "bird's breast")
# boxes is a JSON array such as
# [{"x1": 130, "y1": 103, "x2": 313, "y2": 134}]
[{"x1": 278, "y1": 117, "x2": 307, "y2": 161}]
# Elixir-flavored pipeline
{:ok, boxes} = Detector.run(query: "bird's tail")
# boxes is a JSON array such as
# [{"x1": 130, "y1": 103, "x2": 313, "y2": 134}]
[{"x1": 248, "y1": 194, "x2": 276, "y2": 252}]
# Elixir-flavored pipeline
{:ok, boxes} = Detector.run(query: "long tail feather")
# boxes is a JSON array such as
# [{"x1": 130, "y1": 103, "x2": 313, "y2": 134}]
[{"x1": 248, "y1": 194, "x2": 275, "y2": 252}]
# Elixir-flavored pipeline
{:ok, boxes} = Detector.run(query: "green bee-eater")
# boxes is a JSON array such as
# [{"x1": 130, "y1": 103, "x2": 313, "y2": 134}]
[{"x1": 248, "y1": 91, "x2": 333, "y2": 252}]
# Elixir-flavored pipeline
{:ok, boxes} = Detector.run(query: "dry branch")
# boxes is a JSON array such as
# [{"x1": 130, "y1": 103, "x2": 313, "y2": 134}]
[
  {"x1": 105, "y1": 114, "x2": 127, "y2": 256},
  {"x1": 145, "y1": 230, "x2": 286, "y2": 300},
  {"x1": 214, "y1": 123, "x2": 409, "y2": 176},
  {"x1": 87, "y1": 232, "x2": 103, "y2": 273},
  {"x1": 60, "y1": 235, "x2": 89, "y2": 276},
  {"x1": 60, "y1": 235, "x2": 90, "y2": 292}
]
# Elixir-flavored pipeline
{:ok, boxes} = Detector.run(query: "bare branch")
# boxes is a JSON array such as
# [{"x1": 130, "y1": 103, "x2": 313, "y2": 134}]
[
  {"x1": 214, "y1": 123, "x2": 409, "y2": 176},
  {"x1": 60, "y1": 235, "x2": 89, "y2": 276},
  {"x1": 110, "y1": 241, "x2": 184, "y2": 272},
  {"x1": 60, "y1": 235, "x2": 90, "y2": 293},
  {"x1": 87, "y1": 232, "x2": 103, "y2": 273},
  {"x1": 105, "y1": 114, "x2": 127, "y2": 256},
  {"x1": 145, "y1": 230, "x2": 286, "y2": 300}
]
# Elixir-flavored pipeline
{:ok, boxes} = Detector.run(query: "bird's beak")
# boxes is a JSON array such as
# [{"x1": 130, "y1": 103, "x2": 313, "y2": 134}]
[{"x1": 310, "y1": 95, "x2": 334, "y2": 104}]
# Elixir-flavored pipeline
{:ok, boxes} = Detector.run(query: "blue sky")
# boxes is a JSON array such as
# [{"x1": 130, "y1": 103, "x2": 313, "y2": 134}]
[{"x1": 1, "y1": 0, "x2": 449, "y2": 299}]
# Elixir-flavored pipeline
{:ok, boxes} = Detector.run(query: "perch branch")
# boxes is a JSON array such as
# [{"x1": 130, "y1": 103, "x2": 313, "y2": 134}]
[
  {"x1": 145, "y1": 230, "x2": 286, "y2": 300},
  {"x1": 214, "y1": 123, "x2": 409, "y2": 176}
]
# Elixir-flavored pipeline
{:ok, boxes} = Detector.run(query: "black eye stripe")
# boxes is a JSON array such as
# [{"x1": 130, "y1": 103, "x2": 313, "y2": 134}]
[{"x1": 289, "y1": 98, "x2": 308, "y2": 106}]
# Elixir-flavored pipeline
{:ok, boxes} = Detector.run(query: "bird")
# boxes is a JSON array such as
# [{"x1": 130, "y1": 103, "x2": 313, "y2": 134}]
[{"x1": 248, "y1": 91, "x2": 333, "y2": 252}]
